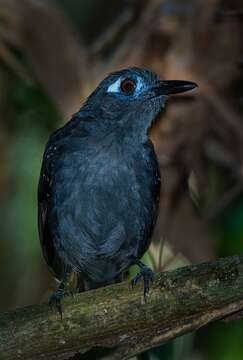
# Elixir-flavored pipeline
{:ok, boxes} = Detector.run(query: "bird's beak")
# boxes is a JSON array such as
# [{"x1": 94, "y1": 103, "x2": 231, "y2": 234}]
[{"x1": 153, "y1": 80, "x2": 198, "y2": 96}]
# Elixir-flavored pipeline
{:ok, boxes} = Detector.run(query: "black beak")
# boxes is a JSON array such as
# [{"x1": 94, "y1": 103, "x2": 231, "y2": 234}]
[{"x1": 154, "y1": 80, "x2": 198, "y2": 96}]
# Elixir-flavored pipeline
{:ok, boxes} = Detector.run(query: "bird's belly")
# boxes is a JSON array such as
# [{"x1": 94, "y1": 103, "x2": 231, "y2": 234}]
[
  {"x1": 55, "y1": 191, "x2": 157, "y2": 282},
  {"x1": 52, "y1": 148, "x2": 160, "y2": 282}
]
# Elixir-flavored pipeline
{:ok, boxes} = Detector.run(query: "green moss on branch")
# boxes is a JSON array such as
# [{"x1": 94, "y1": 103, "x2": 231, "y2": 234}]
[{"x1": 1, "y1": 255, "x2": 243, "y2": 360}]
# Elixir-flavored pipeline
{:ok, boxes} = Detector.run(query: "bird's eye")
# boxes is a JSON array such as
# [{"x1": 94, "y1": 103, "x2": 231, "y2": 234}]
[{"x1": 120, "y1": 79, "x2": 136, "y2": 94}]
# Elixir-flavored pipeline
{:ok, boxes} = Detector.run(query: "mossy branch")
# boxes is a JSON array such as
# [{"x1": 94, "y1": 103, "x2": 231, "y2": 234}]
[{"x1": 1, "y1": 255, "x2": 243, "y2": 360}]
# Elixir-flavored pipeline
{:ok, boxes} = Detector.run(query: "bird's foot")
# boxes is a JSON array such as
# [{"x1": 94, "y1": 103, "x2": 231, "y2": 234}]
[
  {"x1": 49, "y1": 269, "x2": 72, "y2": 318},
  {"x1": 49, "y1": 288, "x2": 72, "y2": 318},
  {"x1": 131, "y1": 262, "x2": 154, "y2": 299}
]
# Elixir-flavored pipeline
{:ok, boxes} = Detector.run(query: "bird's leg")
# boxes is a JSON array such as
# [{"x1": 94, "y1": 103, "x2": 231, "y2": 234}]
[
  {"x1": 49, "y1": 269, "x2": 71, "y2": 317},
  {"x1": 76, "y1": 274, "x2": 85, "y2": 293},
  {"x1": 131, "y1": 260, "x2": 154, "y2": 299}
]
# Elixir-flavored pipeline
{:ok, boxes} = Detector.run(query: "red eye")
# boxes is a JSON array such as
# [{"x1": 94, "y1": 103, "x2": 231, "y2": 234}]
[{"x1": 120, "y1": 78, "x2": 136, "y2": 94}]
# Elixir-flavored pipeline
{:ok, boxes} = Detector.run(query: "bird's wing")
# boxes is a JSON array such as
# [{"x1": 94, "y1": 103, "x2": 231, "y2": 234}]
[
  {"x1": 38, "y1": 134, "x2": 65, "y2": 280},
  {"x1": 38, "y1": 114, "x2": 84, "y2": 279}
]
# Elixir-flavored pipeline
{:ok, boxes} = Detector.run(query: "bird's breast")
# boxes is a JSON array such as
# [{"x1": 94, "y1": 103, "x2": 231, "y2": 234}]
[{"x1": 50, "y1": 135, "x2": 160, "y2": 279}]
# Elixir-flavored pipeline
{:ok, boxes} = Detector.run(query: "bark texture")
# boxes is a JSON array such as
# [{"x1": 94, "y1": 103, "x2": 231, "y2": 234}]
[{"x1": 1, "y1": 255, "x2": 243, "y2": 360}]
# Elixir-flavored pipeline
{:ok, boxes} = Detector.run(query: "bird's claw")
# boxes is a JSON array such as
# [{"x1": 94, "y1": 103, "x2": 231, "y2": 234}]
[
  {"x1": 49, "y1": 293, "x2": 63, "y2": 317},
  {"x1": 49, "y1": 288, "x2": 72, "y2": 318},
  {"x1": 131, "y1": 264, "x2": 154, "y2": 299}
]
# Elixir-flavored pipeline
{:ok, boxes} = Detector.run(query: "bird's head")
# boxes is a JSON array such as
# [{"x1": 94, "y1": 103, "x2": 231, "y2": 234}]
[{"x1": 83, "y1": 67, "x2": 197, "y2": 136}]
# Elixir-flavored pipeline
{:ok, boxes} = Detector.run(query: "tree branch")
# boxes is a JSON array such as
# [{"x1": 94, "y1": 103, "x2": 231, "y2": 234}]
[{"x1": 1, "y1": 255, "x2": 243, "y2": 360}]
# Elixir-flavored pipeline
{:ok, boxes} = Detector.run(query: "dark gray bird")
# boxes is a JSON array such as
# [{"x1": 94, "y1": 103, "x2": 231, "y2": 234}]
[{"x1": 38, "y1": 67, "x2": 197, "y2": 313}]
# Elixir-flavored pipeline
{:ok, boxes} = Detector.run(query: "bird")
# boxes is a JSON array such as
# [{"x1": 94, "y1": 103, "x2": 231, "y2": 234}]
[{"x1": 38, "y1": 67, "x2": 197, "y2": 314}]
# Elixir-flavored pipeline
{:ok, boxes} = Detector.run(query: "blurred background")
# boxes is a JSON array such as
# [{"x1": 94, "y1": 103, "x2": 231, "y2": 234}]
[{"x1": 0, "y1": 0, "x2": 243, "y2": 359}]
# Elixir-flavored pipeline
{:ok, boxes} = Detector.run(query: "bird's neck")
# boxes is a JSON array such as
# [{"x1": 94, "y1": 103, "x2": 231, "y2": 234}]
[{"x1": 76, "y1": 111, "x2": 151, "y2": 144}]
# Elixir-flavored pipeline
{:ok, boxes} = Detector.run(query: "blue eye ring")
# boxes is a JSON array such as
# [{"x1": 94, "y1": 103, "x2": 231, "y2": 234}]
[{"x1": 120, "y1": 78, "x2": 136, "y2": 95}]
